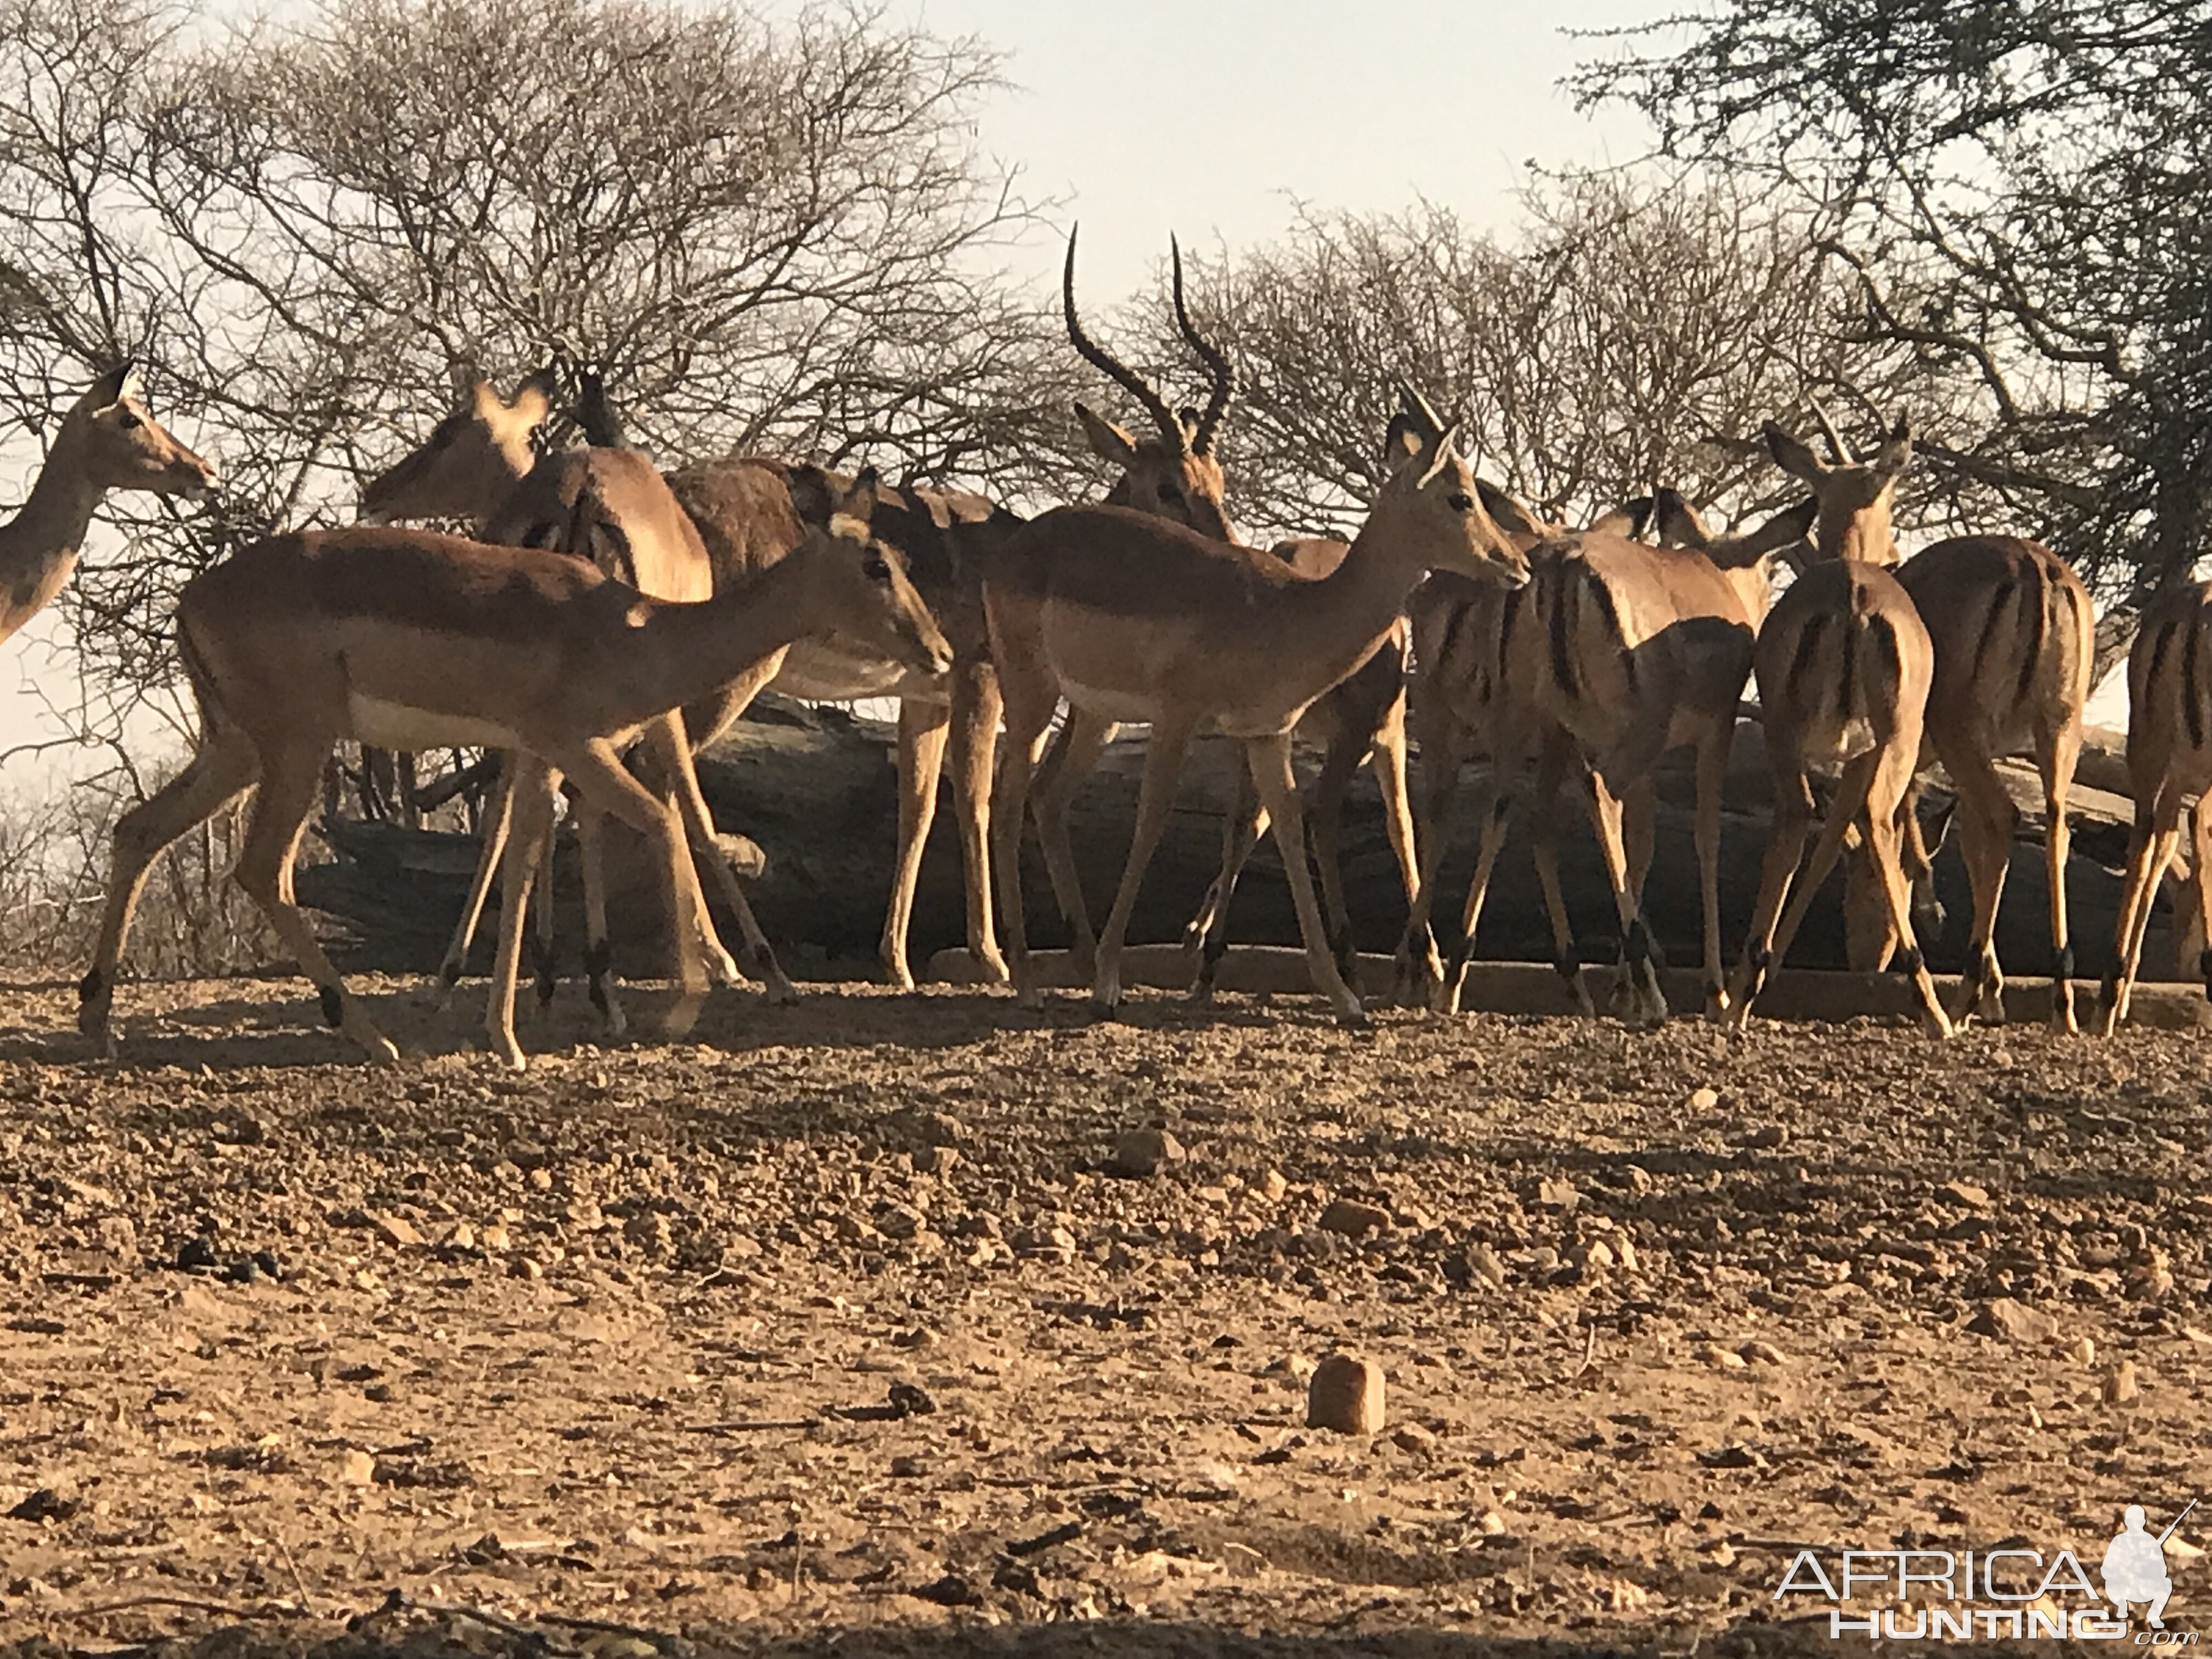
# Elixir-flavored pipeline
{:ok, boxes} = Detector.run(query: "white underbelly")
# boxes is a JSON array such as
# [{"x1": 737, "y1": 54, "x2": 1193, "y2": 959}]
[
  {"x1": 348, "y1": 694, "x2": 522, "y2": 753},
  {"x1": 1059, "y1": 676, "x2": 1166, "y2": 726}
]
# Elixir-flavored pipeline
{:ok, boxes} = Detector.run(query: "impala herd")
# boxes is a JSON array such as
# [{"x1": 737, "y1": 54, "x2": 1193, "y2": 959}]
[{"x1": 4, "y1": 235, "x2": 2204, "y2": 1069}]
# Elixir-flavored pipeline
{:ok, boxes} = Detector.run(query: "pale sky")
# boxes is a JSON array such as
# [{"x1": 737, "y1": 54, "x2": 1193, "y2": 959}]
[{"x1": 0, "y1": 0, "x2": 1672, "y2": 785}]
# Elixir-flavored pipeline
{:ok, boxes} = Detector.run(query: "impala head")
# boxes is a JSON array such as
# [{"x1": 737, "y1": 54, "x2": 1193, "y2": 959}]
[
  {"x1": 1379, "y1": 386, "x2": 1528, "y2": 588},
  {"x1": 791, "y1": 465, "x2": 954, "y2": 678},
  {"x1": 1652, "y1": 486, "x2": 1819, "y2": 627},
  {"x1": 360, "y1": 371, "x2": 556, "y2": 524},
  {"x1": 58, "y1": 363, "x2": 218, "y2": 499},
  {"x1": 1762, "y1": 404, "x2": 1912, "y2": 566},
  {"x1": 1064, "y1": 227, "x2": 1237, "y2": 541}
]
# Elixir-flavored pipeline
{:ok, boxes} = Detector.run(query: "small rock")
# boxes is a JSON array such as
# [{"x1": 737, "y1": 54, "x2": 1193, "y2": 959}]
[
  {"x1": 1534, "y1": 1178, "x2": 1581, "y2": 1212},
  {"x1": 1696, "y1": 1344, "x2": 1748, "y2": 1371},
  {"x1": 1575, "y1": 1239, "x2": 1615, "y2": 1274},
  {"x1": 1318, "y1": 1199, "x2": 1391, "y2": 1238},
  {"x1": 339, "y1": 1449, "x2": 376, "y2": 1486},
  {"x1": 1741, "y1": 1340, "x2": 1786, "y2": 1367},
  {"x1": 1732, "y1": 1124, "x2": 1787, "y2": 1150},
  {"x1": 1257, "y1": 1169, "x2": 1289, "y2": 1203},
  {"x1": 2066, "y1": 1335, "x2": 2097, "y2": 1367},
  {"x1": 2104, "y1": 1361, "x2": 2138, "y2": 1405},
  {"x1": 1940, "y1": 1181, "x2": 1993, "y2": 1209},
  {"x1": 1477, "y1": 1509, "x2": 1508, "y2": 1535},
  {"x1": 1390, "y1": 1422, "x2": 1437, "y2": 1453},
  {"x1": 1688, "y1": 1086, "x2": 1720, "y2": 1113},
  {"x1": 1966, "y1": 1298, "x2": 2059, "y2": 1345},
  {"x1": 910, "y1": 1144, "x2": 958, "y2": 1175},
  {"x1": 1622, "y1": 1165, "x2": 1654, "y2": 1195},
  {"x1": 1468, "y1": 1243, "x2": 1508, "y2": 1287},
  {"x1": 5, "y1": 1487, "x2": 78, "y2": 1523},
  {"x1": 914, "y1": 1111, "x2": 966, "y2": 1148},
  {"x1": 875, "y1": 1205, "x2": 926, "y2": 1242},
  {"x1": 1615, "y1": 1238, "x2": 1640, "y2": 1273},
  {"x1": 442, "y1": 1221, "x2": 476, "y2": 1251},
  {"x1": 1306, "y1": 1353, "x2": 1385, "y2": 1435},
  {"x1": 1109, "y1": 1127, "x2": 1186, "y2": 1179},
  {"x1": 371, "y1": 1213, "x2": 422, "y2": 1250},
  {"x1": 889, "y1": 1454, "x2": 928, "y2": 1479},
  {"x1": 480, "y1": 1223, "x2": 512, "y2": 1251}
]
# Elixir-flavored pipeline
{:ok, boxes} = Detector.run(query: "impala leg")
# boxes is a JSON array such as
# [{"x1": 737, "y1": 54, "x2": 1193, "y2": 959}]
[
  {"x1": 528, "y1": 806, "x2": 560, "y2": 1009},
  {"x1": 487, "y1": 759, "x2": 559, "y2": 1071},
  {"x1": 1441, "y1": 781, "x2": 1514, "y2": 1015},
  {"x1": 1035, "y1": 709, "x2": 1116, "y2": 978},
  {"x1": 2098, "y1": 795, "x2": 2171, "y2": 1036},
  {"x1": 1189, "y1": 766, "x2": 1266, "y2": 1006},
  {"x1": 1393, "y1": 710, "x2": 1469, "y2": 1009},
  {"x1": 1945, "y1": 752, "x2": 2019, "y2": 1028},
  {"x1": 78, "y1": 731, "x2": 260, "y2": 1052},
  {"x1": 882, "y1": 698, "x2": 950, "y2": 991},
  {"x1": 1726, "y1": 763, "x2": 1816, "y2": 1028},
  {"x1": 236, "y1": 737, "x2": 400, "y2": 1063},
  {"x1": 2191, "y1": 803, "x2": 2212, "y2": 1007},
  {"x1": 1526, "y1": 735, "x2": 1598, "y2": 1017},
  {"x1": 1090, "y1": 715, "x2": 1195, "y2": 1019},
  {"x1": 1590, "y1": 775, "x2": 1667, "y2": 1024},
  {"x1": 572, "y1": 805, "x2": 627, "y2": 1036},
  {"x1": 2040, "y1": 720, "x2": 2082, "y2": 1032},
  {"x1": 1863, "y1": 742, "x2": 1955, "y2": 1038},
  {"x1": 949, "y1": 663, "x2": 1007, "y2": 984},
  {"x1": 547, "y1": 737, "x2": 709, "y2": 1041},
  {"x1": 436, "y1": 752, "x2": 515, "y2": 1008},
  {"x1": 1692, "y1": 730, "x2": 1730, "y2": 1017},
  {"x1": 1307, "y1": 724, "x2": 1368, "y2": 989},
  {"x1": 644, "y1": 713, "x2": 787, "y2": 1003},
  {"x1": 987, "y1": 627, "x2": 1059, "y2": 1011},
  {"x1": 1370, "y1": 689, "x2": 1418, "y2": 916},
  {"x1": 1246, "y1": 731, "x2": 1365, "y2": 1027}
]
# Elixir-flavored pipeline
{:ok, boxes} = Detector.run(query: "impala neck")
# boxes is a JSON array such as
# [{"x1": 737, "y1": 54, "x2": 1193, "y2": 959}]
[
  {"x1": 1818, "y1": 496, "x2": 1899, "y2": 566},
  {"x1": 0, "y1": 430, "x2": 106, "y2": 646},
  {"x1": 614, "y1": 550, "x2": 828, "y2": 722},
  {"x1": 1277, "y1": 492, "x2": 1437, "y2": 664}
]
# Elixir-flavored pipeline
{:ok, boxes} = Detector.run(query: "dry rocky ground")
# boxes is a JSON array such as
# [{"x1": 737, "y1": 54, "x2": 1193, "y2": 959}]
[{"x1": 0, "y1": 972, "x2": 2208, "y2": 1659}]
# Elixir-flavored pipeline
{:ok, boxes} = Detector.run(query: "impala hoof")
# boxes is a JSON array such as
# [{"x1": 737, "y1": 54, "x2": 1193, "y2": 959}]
[
  {"x1": 763, "y1": 974, "x2": 801, "y2": 1006},
  {"x1": 972, "y1": 946, "x2": 1011, "y2": 986}
]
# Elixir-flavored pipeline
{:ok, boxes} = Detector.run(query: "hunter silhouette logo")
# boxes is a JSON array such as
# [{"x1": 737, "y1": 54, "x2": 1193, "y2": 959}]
[{"x1": 2105, "y1": 1499, "x2": 2194, "y2": 1630}]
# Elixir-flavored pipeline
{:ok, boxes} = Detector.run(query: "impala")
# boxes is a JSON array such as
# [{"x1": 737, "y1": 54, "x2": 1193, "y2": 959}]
[
  {"x1": 985, "y1": 387, "x2": 1528, "y2": 1026},
  {"x1": 1, "y1": 364, "x2": 217, "y2": 651},
  {"x1": 1030, "y1": 236, "x2": 1420, "y2": 1003},
  {"x1": 1808, "y1": 403, "x2": 2094, "y2": 1032},
  {"x1": 1720, "y1": 414, "x2": 1951, "y2": 1036},
  {"x1": 2097, "y1": 579, "x2": 2212, "y2": 1032},
  {"x1": 1400, "y1": 483, "x2": 1812, "y2": 1022},
  {"x1": 76, "y1": 470, "x2": 950, "y2": 1069},
  {"x1": 361, "y1": 374, "x2": 792, "y2": 1029}
]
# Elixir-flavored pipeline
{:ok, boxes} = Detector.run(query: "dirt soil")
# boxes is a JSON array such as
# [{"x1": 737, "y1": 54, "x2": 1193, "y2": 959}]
[{"x1": 1, "y1": 973, "x2": 2209, "y2": 1659}]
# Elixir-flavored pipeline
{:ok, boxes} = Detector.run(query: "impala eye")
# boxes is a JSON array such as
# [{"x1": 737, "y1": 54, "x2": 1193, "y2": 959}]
[
  {"x1": 1446, "y1": 491, "x2": 1474, "y2": 512},
  {"x1": 861, "y1": 550, "x2": 891, "y2": 580},
  {"x1": 117, "y1": 411, "x2": 142, "y2": 431}
]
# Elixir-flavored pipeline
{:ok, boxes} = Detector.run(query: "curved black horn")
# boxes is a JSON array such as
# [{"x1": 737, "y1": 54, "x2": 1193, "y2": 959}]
[
  {"x1": 1062, "y1": 224, "x2": 1183, "y2": 449},
  {"x1": 1170, "y1": 235, "x2": 1236, "y2": 456}
]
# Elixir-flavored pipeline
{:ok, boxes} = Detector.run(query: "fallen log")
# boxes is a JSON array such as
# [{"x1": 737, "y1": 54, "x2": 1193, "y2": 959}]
[{"x1": 295, "y1": 695, "x2": 2179, "y2": 986}]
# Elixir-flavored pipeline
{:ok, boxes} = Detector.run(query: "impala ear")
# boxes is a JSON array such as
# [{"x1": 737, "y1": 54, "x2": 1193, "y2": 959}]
[
  {"x1": 85, "y1": 360, "x2": 137, "y2": 409},
  {"x1": 1649, "y1": 487, "x2": 1706, "y2": 550},
  {"x1": 1764, "y1": 421, "x2": 1829, "y2": 486},
  {"x1": 1475, "y1": 477, "x2": 1546, "y2": 540},
  {"x1": 1383, "y1": 412, "x2": 1422, "y2": 467},
  {"x1": 842, "y1": 466, "x2": 881, "y2": 524},
  {"x1": 510, "y1": 371, "x2": 555, "y2": 431},
  {"x1": 1871, "y1": 416, "x2": 1912, "y2": 479},
  {"x1": 1074, "y1": 402, "x2": 1140, "y2": 470}
]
